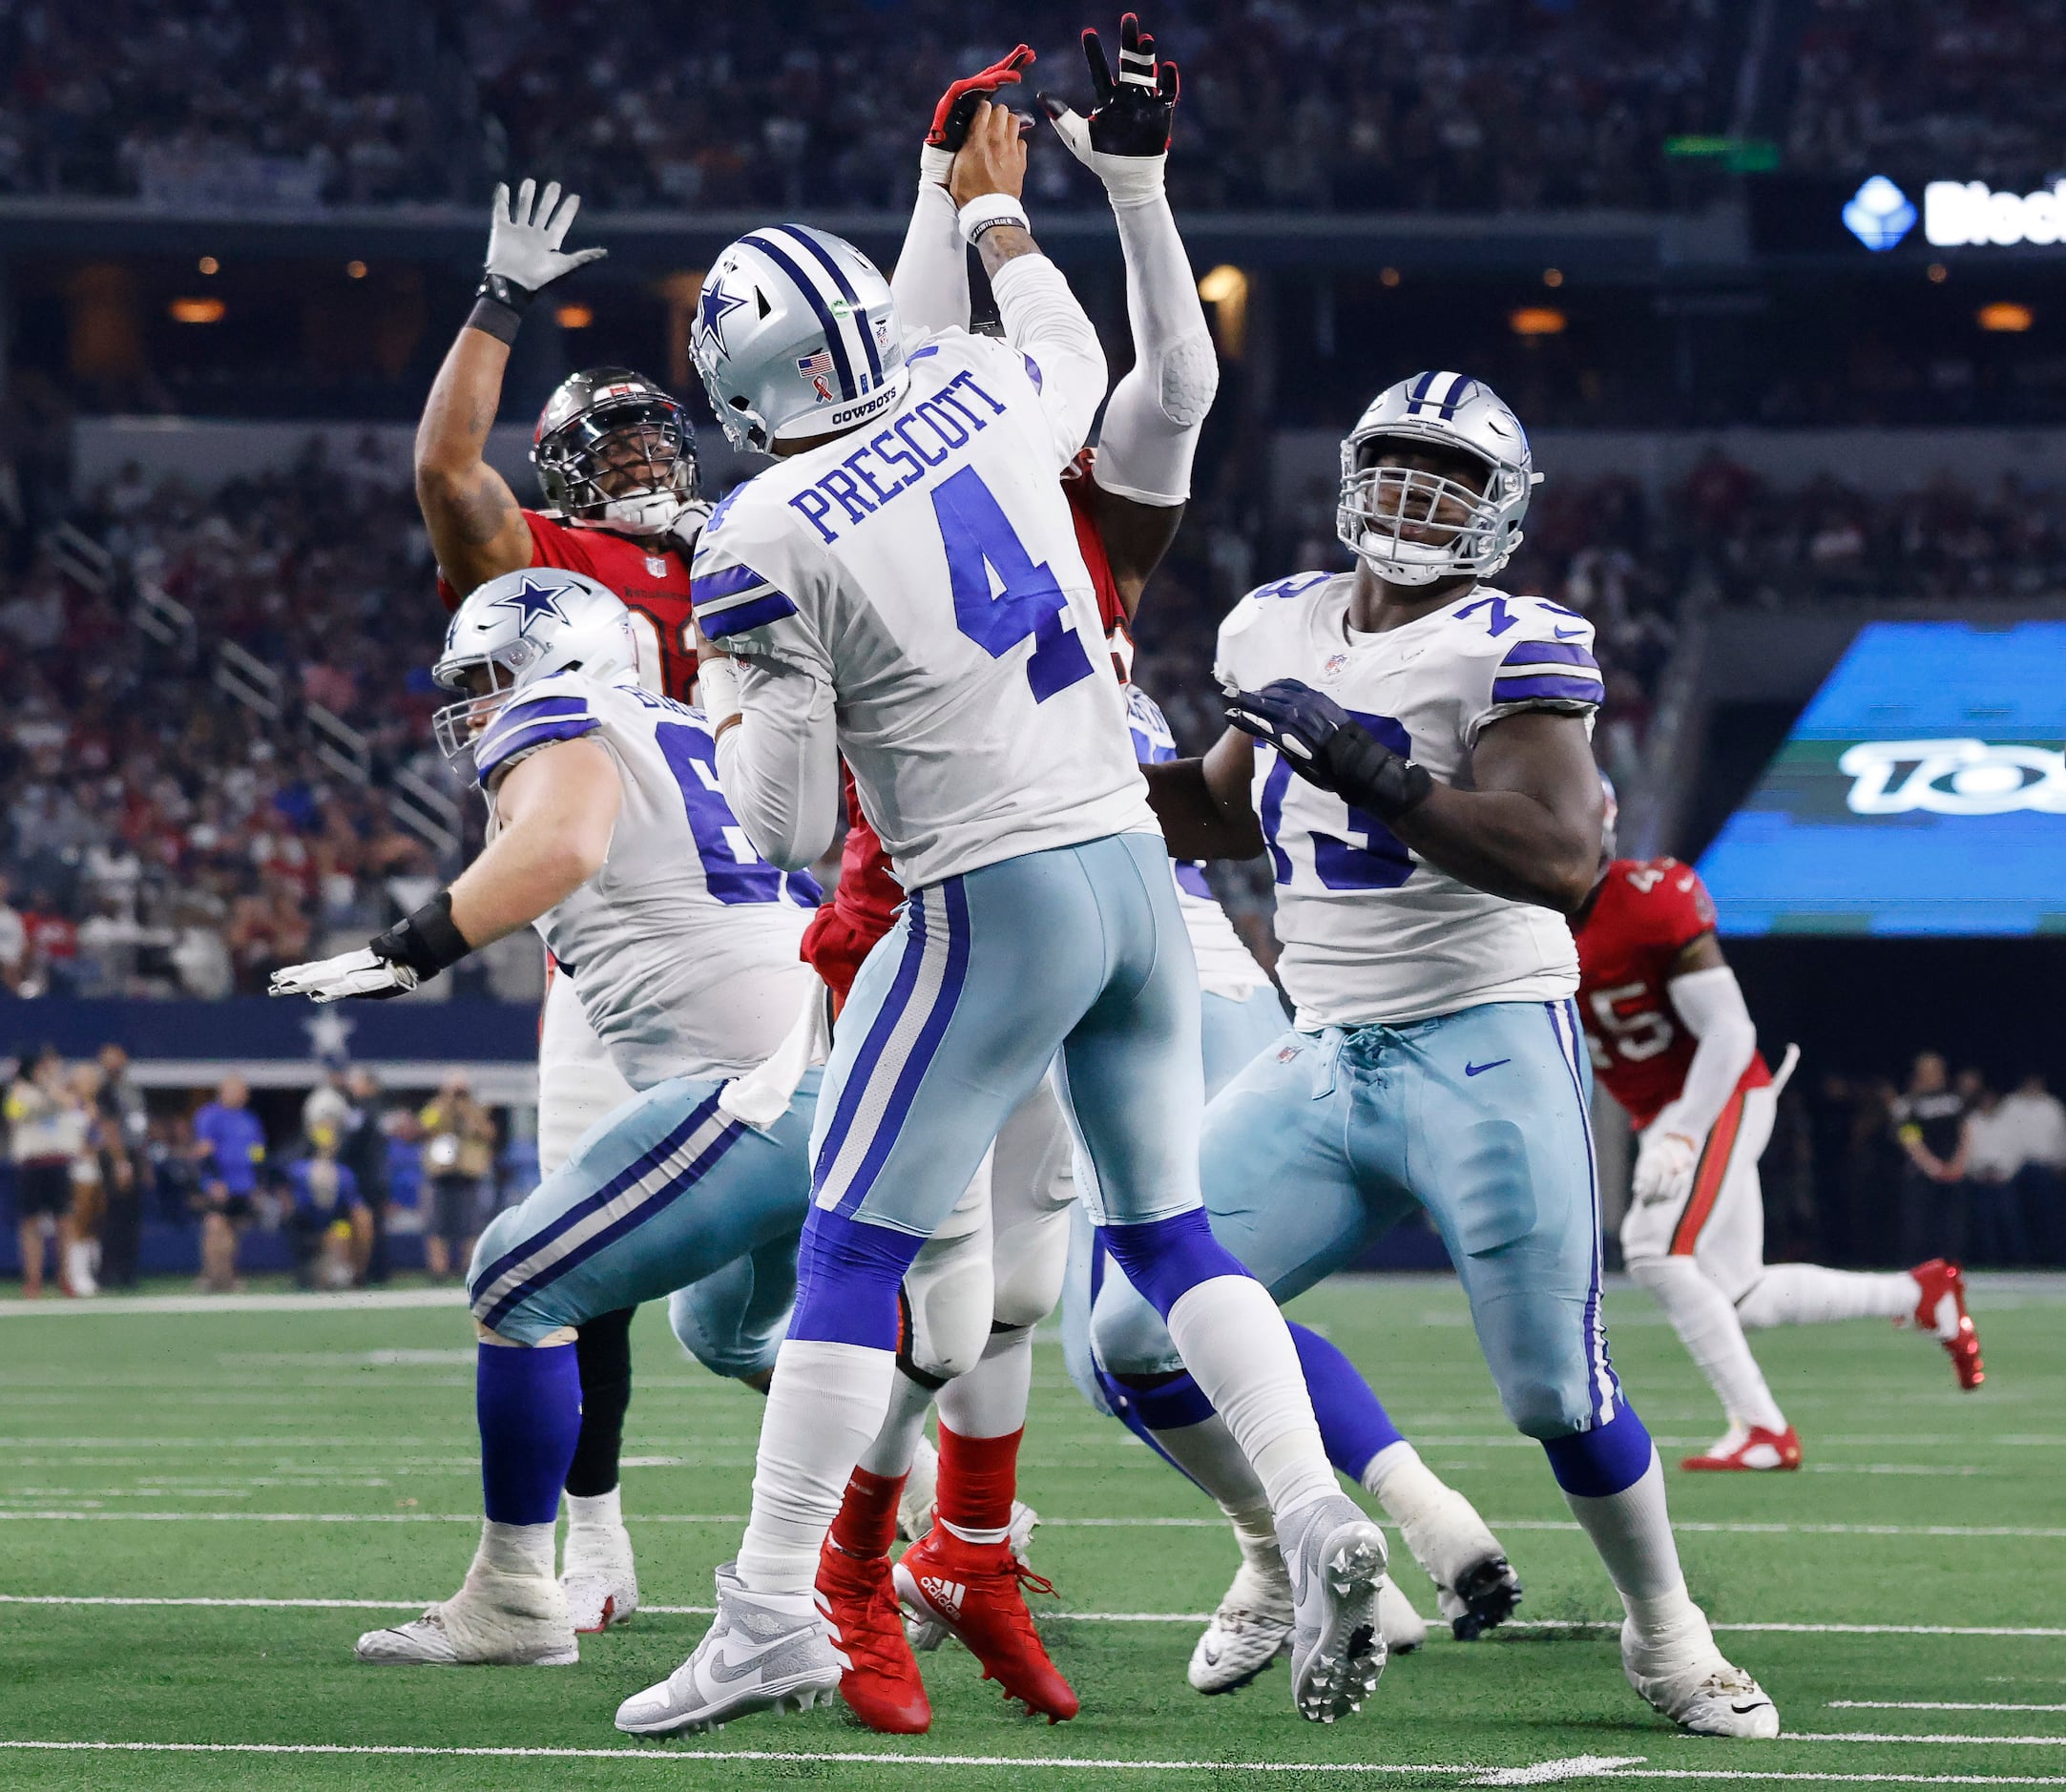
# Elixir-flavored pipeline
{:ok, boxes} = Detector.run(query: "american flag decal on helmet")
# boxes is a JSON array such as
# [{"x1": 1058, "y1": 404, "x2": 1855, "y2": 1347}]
[{"x1": 796, "y1": 347, "x2": 836, "y2": 402}]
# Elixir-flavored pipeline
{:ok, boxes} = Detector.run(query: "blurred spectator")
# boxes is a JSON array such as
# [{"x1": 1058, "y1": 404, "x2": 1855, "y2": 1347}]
[
  {"x1": 340, "y1": 1066, "x2": 392, "y2": 1284},
  {"x1": 1889, "y1": 1052, "x2": 1969, "y2": 1263},
  {"x1": 1999, "y1": 1073, "x2": 2066, "y2": 1266},
  {"x1": 0, "y1": 875, "x2": 25, "y2": 991},
  {"x1": 189, "y1": 1073, "x2": 265, "y2": 1292},
  {"x1": 1961, "y1": 1081, "x2": 2030, "y2": 1267},
  {"x1": 64, "y1": 1061, "x2": 104, "y2": 1294},
  {"x1": 419, "y1": 1073, "x2": 494, "y2": 1281},
  {"x1": 93, "y1": 1043, "x2": 150, "y2": 1291},
  {"x1": 283, "y1": 1121, "x2": 369, "y2": 1290},
  {"x1": 7, "y1": 1043, "x2": 79, "y2": 1296}
]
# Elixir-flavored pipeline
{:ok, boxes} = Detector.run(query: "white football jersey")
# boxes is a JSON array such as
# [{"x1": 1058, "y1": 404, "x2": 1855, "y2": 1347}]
[
  {"x1": 690, "y1": 328, "x2": 1154, "y2": 889},
  {"x1": 1125, "y1": 684, "x2": 1270, "y2": 1002},
  {"x1": 472, "y1": 671, "x2": 818, "y2": 1089},
  {"x1": 1215, "y1": 573, "x2": 1600, "y2": 1029}
]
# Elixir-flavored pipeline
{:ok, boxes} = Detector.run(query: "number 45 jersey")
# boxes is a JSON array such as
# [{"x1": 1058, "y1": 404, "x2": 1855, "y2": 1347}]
[
  {"x1": 691, "y1": 328, "x2": 1153, "y2": 890},
  {"x1": 471, "y1": 671, "x2": 820, "y2": 1090},
  {"x1": 1576, "y1": 857, "x2": 1771, "y2": 1131},
  {"x1": 1215, "y1": 573, "x2": 1601, "y2": 1030}
]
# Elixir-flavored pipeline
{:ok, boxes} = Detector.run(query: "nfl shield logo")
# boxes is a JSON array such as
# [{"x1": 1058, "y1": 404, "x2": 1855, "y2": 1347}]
[{"x1": 645, "y1": 555, "x2": 668, "y2": 577}]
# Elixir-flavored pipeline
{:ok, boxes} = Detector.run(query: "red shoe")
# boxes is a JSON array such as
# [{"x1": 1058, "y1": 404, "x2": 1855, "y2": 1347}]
[
  {"x1": 1909, "y1": 1259, "x2": 1984, "y2": 1389},
  {"x1": 1680, "y1": 1424, "x2": 1803, "y2": 1472},
  {"x1": 893, "y1": 1526, "x2": 1078, "y2": 1721},
  {"x1": 816, "y1": 1541, "x2": 930, "y2": 1734}
]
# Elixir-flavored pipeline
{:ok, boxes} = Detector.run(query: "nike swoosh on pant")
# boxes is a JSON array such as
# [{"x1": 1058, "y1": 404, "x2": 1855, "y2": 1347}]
[{"x1": 1464, "y1": 1059, "x2": 1511, "y2": 1076}]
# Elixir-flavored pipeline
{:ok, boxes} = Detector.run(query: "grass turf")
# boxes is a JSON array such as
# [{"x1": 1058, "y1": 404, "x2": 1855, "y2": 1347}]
[{"x1": 1, "y1": 1272, "x2": 2060, "y2": 1790}]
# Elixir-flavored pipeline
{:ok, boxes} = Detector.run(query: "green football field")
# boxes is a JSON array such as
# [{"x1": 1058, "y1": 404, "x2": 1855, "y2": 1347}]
[{"x1": 2, "y1": 1273, "x2": 2060, "y2": 1791}]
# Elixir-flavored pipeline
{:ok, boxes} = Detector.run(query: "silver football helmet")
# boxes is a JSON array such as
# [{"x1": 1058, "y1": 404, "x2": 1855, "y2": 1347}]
[
  {"x1": 1337, "y1": 371, "x2": 1540, "y2": 586},
  {"x1": 431, "y1": 568, "x2": 638, "y2": 761},
  {"x1": 691, "y1": 225, "x2": 909, "y2": 452}
]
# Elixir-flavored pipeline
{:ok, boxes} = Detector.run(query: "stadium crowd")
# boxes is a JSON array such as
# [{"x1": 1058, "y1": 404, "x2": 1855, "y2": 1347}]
[{"x1": 6, "y1": 0, "x2": 2056, "y2": 215}]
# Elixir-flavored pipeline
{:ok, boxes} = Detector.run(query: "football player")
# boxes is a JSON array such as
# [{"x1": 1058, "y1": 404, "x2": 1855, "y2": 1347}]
[
  {"x1": 1578, "y1": 776, "x2": 1983, "y2": 1472},
  {"x1": 415, "y1": 177, "x2": 710, "y2": 1634},
  {"x1": 616, "y1": 97, "x2": 1383, "y2": 1738},
  {"x1": 273, "y1": 572, "x2": 823, "y2": 1667},
  {"x1": 1106, "y1": 372, "x2": 1780, "y2": 1737}
]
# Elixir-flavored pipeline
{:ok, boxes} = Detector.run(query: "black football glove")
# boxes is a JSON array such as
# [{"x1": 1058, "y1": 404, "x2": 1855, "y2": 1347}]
[
  {"x1": 1040, "y1": 12, "x2": 1179, "y2": 201},
  {"x1": 924, "y1": 44, "x2": 1036, "y2": 175},
  {"x1": 1226, "y1": 679, "x2": 1432, "y2": 821}
]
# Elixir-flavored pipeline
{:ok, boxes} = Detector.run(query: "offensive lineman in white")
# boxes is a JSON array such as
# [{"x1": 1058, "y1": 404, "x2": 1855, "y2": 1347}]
[
  {"x1": 616, "y1": 102, "x2": 1387, "y2": 1736},
  {"x1": 1099, "y1": 371, "x2": 1782, "y2": 1737}
]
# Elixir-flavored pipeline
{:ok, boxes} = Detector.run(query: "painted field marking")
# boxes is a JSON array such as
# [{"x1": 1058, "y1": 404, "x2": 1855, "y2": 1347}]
[
  {"x1": 1790, "y1": 1738, "x2": 2066, "y2": 1749},
  {"x1": 2, "y1": 1741, "x2": 2064, "y2": 1783},
  {"x1": 1832, "y1": 1705, "x2": 2066, "y2": 1716}
]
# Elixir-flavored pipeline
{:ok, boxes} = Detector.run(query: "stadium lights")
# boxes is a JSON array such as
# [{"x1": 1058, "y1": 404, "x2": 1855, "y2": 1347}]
[
  {"x1": 555, "y1": 302, "x2": 595, "y2": 329},
  {"x1": 1543, "y1": 268, "x2": 1563, "y2": 288},
  {"x1": 168, "y1": 298, "x2": 225, "y2": 323},
  {"x1": 1379, "y1": 265, "x2": 1402, "y2": 287},
  {"x1": 1510, "y1": 306, "x2": 1566, "y2": 337},
  {"x1": 346, "y1": 260, "x2": 367, "y2": 280},
  {"x1": 197, "y1": 256, "x2": 219, "y2": 276},
  {"x1": 1977, "y1": 302, "x2": 2035, "y2": 333},
  {"x1": 1928, "y1": 262, "x2": 1949, "y2": 283},
  {"x1": 1197, "y1": 264, "x2": 1248, "y2": 358}
]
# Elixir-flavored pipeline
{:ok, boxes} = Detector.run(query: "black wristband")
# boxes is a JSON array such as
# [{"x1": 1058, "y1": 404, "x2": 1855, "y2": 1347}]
[
  {"x1": 466, "y1": 271, "x2": 537, "y2": 345},
  {"x1": 369, "y1": 890, "x2": 473, "y2": 982},
  {"x1": 1322, "y1": 726, "x2": 1433, "y2": 823}
]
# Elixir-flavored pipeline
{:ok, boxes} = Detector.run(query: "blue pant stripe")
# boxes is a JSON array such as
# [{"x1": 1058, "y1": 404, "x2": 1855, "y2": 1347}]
[
  {"x1": 812, "y1": 887, "x2": 932, "y2": 1193},
  {"x1": 1547, "y1": 998, "x2": 1615, "y2": 1427}
]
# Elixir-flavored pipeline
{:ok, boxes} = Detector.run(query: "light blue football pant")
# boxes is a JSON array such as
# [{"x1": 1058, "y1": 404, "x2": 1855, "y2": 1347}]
[
  {"x1": 1060, "y1": 984, "x2": 1289, "y2": 1411},
  {"x1": 468, "y1": 1069, "x2": 821, "y2": 1382},
  {"x1": 1088, "y1": 998, "x2": 1625, "y2": 1441}
]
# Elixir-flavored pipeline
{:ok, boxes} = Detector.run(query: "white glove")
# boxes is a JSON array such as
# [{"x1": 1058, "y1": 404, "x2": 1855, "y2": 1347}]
[
  {"x1": 1043, "y1": 105, "x2": 1165, "y2": 207},
  {"x1": 270, "y1": 948, "x2": 418, "y2": 1005},
  {"x1": 485, "y1": 177, "x2": 607, "y2": 296},
  {"x1": 1631, "y1": 1125, "x2": 1700, "y2": 1206}
]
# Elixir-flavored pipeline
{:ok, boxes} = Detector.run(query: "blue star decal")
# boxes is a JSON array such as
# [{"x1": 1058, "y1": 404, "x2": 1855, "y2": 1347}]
[
  {"x1": 490, "y1": 574, "x2": 573, "y2": 640},
  {"x1": 699, "y1": 280, "x2": 747, "y2": 357}
]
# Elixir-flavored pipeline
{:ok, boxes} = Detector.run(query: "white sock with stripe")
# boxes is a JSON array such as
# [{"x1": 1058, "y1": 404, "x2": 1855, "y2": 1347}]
[
  {"x1": 1735, "y1": 1264, "x2": 1917, "y2": 1329},
  {"x1": 736, "y1": 1338, "x2": 898, "y2": 1594},
  {"x1": 1630, "y1": 1256, "x2": 1787, "y2": 1434}
]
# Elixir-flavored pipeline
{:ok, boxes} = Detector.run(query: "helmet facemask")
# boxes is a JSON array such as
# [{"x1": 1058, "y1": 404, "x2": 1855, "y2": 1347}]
[
  {"x1": 431, "y1": 647, "x2": 537, "y2": 761},
  {"x1": 535, "y1": 398, "x2": 700, "y2": 537},
  {"x1": 1337, "y1": 436, "x2": 1526, "y2": 587}
]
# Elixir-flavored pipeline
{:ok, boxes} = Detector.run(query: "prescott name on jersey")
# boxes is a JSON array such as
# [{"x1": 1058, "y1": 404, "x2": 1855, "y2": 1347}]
[
  {"x1": 1576, "y1": 857, "x2": 1771, "y2": 1131},
  {"x1": 472, "y1": 670, "x2": 819, "y2": 1088},
  {"x1": 1216, "y1": 573, "x2": 1602, "y2": 1030}
]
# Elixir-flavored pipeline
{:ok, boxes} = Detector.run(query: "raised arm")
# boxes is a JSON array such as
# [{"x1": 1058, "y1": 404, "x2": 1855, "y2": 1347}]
[{"x1": 416, "y1": 179, "x2": 607, "y2": 597}]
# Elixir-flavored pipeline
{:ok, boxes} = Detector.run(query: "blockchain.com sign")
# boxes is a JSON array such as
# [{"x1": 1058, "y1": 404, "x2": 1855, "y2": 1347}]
[
  {"x1": 1842, "y1": 175, "x2": 2066, "y2": 250},
  {"x1": 1698, "y1": 621, "x2": 2066, "y2": 935}
]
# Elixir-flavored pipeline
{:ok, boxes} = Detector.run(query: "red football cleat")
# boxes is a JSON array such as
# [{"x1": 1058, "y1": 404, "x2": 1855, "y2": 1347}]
[
  {"x1": 1680, "y1": 1424, "x2": 1803, "y2": 1472},
  {"x1": 1909, "y1": 1259, "x2": 1984, "y2": 1389},
  {"x1": 816, "y1": 1541, "x2": 930, "y2": 1734},
  {"x1": 893, "y1": 1526, "x2": 1078, "y2": 1722}
]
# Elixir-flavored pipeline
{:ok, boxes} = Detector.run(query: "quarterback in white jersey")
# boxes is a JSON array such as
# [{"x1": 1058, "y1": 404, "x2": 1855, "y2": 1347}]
[
  {"x1": 274, "y1": 570, "x2": 827, "y2": 1672},
  {"x1": 1095, "y1": 370, "x2": 1780, "y2": 1740},
  {"x1": 619, "y1": 99, "x2": 1379, "y2": 1740}
]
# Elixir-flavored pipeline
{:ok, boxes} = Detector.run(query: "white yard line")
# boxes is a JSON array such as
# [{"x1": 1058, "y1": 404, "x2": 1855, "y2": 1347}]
[
  {"x1": 1832, "y1": 1706, "x2": 2066, "y2": 1716},
  {"x1": 0, "y1": 1290, "x2": 470, "y2": 1317}
]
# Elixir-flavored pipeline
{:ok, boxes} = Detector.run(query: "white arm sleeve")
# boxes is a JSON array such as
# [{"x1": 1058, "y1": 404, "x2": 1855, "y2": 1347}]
[
  {"x1": 1093, "y1": 194, "x2": 1218, "y2": 507},
  {"x1": 713, "y1": 656, "x2": 841, "y2": 871},
  {"x1": 990, "y1": 252, "x2": 1109, "y2": 470},
  {"x1": 1655, "y1": 965, "x2": 1759, "y2": 1142},
  {"x1": 890, "y1": 179, "x2": 969, "y2": 343}
]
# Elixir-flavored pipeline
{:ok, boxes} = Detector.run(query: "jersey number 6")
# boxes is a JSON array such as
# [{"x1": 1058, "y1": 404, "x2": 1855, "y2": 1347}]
[{"x1": 931, "y1": 466, "x2": 1095, "y2": 703}]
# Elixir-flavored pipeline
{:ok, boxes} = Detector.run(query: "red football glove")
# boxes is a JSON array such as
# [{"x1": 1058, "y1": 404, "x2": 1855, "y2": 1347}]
[{"x1": 926, "y1": 45, "x2": 1036, "y2": 151}]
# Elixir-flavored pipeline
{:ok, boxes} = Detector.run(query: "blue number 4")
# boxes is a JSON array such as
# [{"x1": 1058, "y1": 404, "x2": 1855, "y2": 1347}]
[
  {"x1": 656, "y1": 721, "x2": 819, "y2": 907},
  {"x1": 931, "y1": 466, "x2": 1093, "y2": 702},
  {"x1": 1259, "y1": 709, "x2": 1416, "y2": 891}
]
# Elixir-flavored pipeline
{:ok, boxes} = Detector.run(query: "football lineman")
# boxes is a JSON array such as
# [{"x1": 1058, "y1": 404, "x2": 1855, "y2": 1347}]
[
  {"x1": 1578, "y1": 777, "x2": 1983, "y2": 1472},
  {"x1": 1105, "y1": 371, "x2": 1781, "y2": 1737},
  {"x1": 617, "y1": 96, "x2": 1383, "y2": 1738},
  {"x1": 272, "y1": 572, "x2": 822, "y2": 1667},
  {"x1": 415, "y1": 177, "x2": 711, "y2": 1634}
]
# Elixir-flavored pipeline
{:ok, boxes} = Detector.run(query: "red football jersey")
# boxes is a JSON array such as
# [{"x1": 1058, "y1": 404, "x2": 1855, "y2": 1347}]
[
  {"x1": 800, "y1": 476, "x2": 1131, "y2": 1002},
  {"x1": 436, "y1": 511, "x2": 699, "y2": 701},
  {"x1": 1575, "y1": 857, "x2": 1769, "y2": 1130}
]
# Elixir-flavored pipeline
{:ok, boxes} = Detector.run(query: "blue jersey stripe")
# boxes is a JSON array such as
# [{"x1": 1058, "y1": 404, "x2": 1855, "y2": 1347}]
[
  {"x1": 1491, "y1": 673, "x2": 1604, "y2": 704},
  {"x1": 700, "y1": 591, "x2": 800, "y2": 638},
  {"x1": 1501, "y1": 638, "x2": 1598, "y2": 671},
  {"x1": 474, "y1": 715, "x2": 599, "y2": 783},
  {"x1": 692, "y1": 562, "x2": 771, "y2": 602}
]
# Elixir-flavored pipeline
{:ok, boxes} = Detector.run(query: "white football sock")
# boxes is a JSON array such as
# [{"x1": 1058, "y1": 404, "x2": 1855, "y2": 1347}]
[
  {"x1": 564, "y1": 1487, "x2": 622, "y2": 1533},
  {"x1": 1561, "y1": 1448, "x2": 1701, "y2": 1638},
  {"x1": 935, "y1": 1325, "x2": 1034, "y2": 1440},
  {"x1": 476, "y1": 1517, "x2": 556, "y2": 1581},
  {"x1": 1630, "y1": 1256, "x2": 1787, "y2": 1433},
  {"x1": 736, "y1": 1338, "x2": 897, "y2": 1594},
  {"x1": 1362, "y1": 1440, "x2": 1448, "y2": 1527},
  {"x1": 1735, "y1": 1263, "x2": 1916, "y2": 1329},
  {"x1": 1149, "y1": 1409, "x2": 1268, "y2": 1508},
  {"x1": 857, "y1": 1367, "x2": 935, "y2": 1479},
  {"x1": 1165, "y1": 1276, "x2": 1336, "y2": 1518}
]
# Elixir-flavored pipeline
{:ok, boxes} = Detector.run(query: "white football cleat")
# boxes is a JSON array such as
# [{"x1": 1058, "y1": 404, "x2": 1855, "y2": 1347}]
[
  {"x1": 355, "y1": 1567, "x2": 576, "y2": 1665},
  {"x1": 1188, "y1": 1558, "x2": 1294, "y2": 1694},
  {"x1": 562, "y1": 1522, "x2": 638, "y2": 1633},
  {"x1": 1394, "y1": 1483, "x2": 1524, "y2": 1639},
  {"x1": 1623, "y1": 1617, "x2": 1781, "y2": 1738},
  {"x1": 614, "y1": 1562, "x2": 844, "y2": 1735},
  {"x1": 1281, "y1": 1494, "x2": 1388, "y2": 1723},
  {"x1": 1378, "y1": 1575, "x2": 1429, "y2": 1654}
]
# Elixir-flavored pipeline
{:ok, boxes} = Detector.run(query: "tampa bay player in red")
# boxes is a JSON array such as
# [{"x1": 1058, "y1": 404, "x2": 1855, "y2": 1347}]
[
  {"x1": 1576, "y1": 778, "x2": 1983, "y2": 1473},
  {"x1": 415, "y1": 176, "x2": 709, "y2": 1633}
]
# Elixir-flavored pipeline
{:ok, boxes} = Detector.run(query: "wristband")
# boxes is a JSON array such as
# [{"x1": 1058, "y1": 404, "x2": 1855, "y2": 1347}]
[
  {"x1": 919, "y1": 144, "x2": 954, "y2": 187},
  {"x1": 369, "y1": 889, "x2": 473, "y2": 983},
  {"x1": 1322, "y1": 727, "x2": 1434, "y2": 823},
  {"x1": 697, "y1": 653, "x2": 742, "y2": 732},
  {"x1": 958, "y1": 192, "x2": 1030, "y2": 246},
  {"x1": 466, "y1": 270, "x2": 536, "y2": 346}
]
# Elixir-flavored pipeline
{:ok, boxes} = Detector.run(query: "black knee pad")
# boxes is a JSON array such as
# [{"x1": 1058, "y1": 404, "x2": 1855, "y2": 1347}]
[{"x1": 567, "y1": 1305, "x2": 636, "y2": 1499}]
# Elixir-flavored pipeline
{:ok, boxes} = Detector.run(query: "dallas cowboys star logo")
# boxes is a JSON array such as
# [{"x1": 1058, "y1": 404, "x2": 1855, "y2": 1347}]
[
  {"x1": 699, "y1": 279, "x2": 747, "y2": 357},
  {"x1": 490, "y1": 574, "x2": 573, "y2": 640}
]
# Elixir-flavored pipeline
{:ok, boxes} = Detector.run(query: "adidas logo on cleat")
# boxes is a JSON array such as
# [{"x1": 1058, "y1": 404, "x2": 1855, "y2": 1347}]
[{"x1": 919, "y1": 1575, "x2": 966, "y2": 1617}]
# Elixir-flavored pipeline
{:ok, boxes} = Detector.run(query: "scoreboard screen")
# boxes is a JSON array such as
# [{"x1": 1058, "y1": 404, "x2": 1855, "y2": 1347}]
[{"x1": 1697, "y1": 620, "x2": 2066, "y2": 936}]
